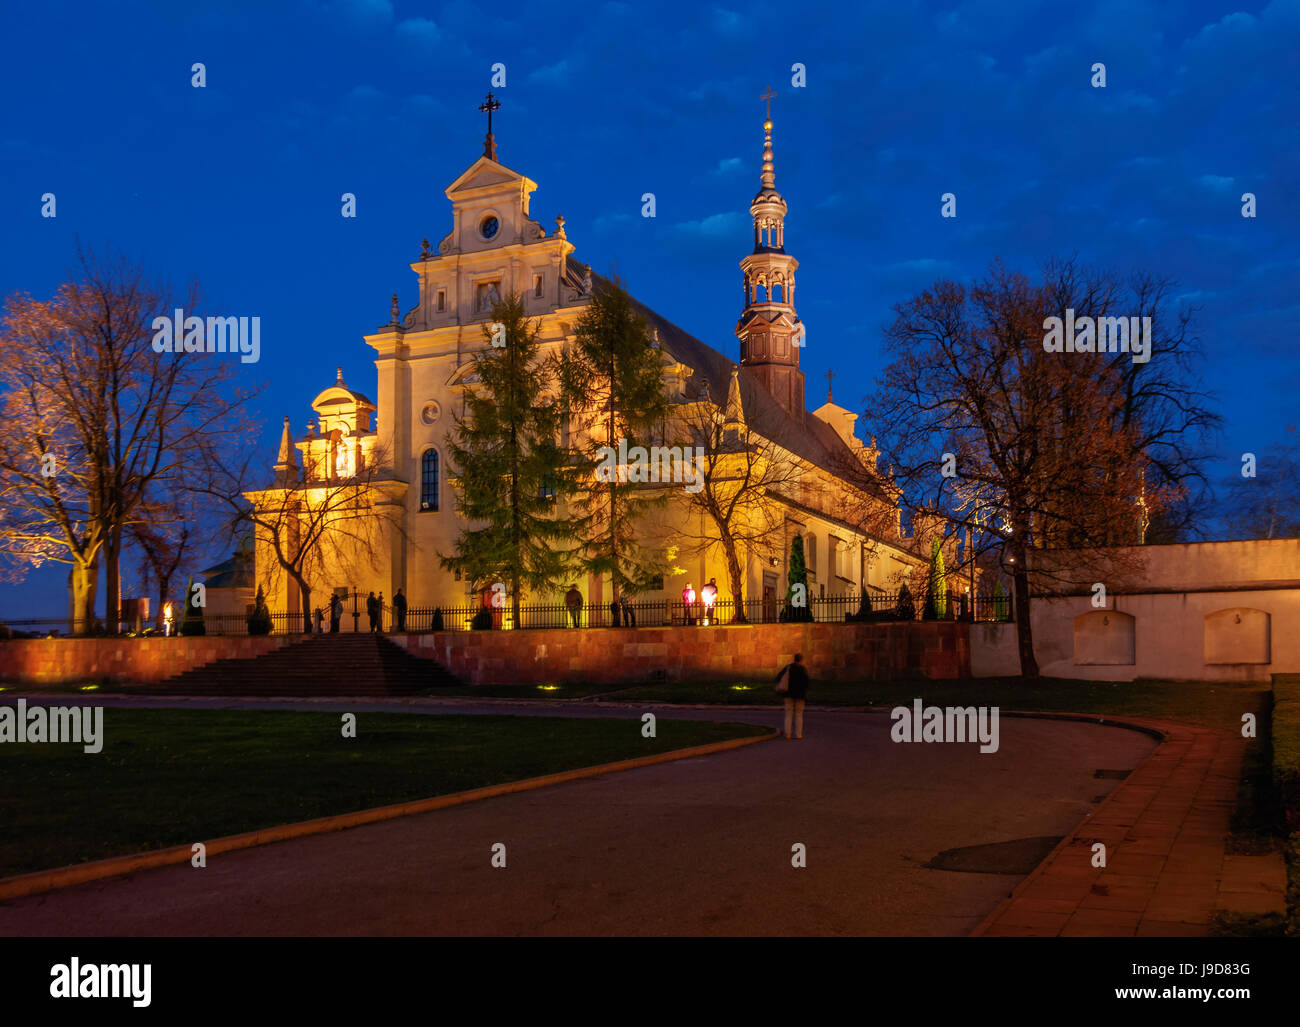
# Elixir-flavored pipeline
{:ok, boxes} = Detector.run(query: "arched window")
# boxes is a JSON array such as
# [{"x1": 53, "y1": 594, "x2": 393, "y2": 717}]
[{"x1": 421, "y1": 449, "x2": 439, "y2": 511}]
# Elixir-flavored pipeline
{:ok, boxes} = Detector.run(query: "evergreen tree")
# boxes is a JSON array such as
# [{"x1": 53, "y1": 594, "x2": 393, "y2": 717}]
[
  {"x1": 179, "y1": 575, "x2": 205, "y2": 636},
  {"x1": 924, "y1": 538, "x2": 947, "y2": 620},
  {"x1": 442, "y1": 294, "x2": 575, "y2": 628},
  {"x1": 247, "y1": 585, "x2": 272, "y2": 635},
  {"x1": 559, "y1": 275, "x2": 669, "y2": 600},
  {"x1": 895, "y1": 582, "x2": 916, "y2": 621},
  {"x1": 993, "y1": 579, "x2": 1010, "y2": 621},
  {"x1": 783, "y1": 533, "x2": 811, "y2": 622}
]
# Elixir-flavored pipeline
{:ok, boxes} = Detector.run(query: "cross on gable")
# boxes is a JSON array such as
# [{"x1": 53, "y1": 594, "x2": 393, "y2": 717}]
[{"x1": 478, "y1": 92, "x2": 501, "y2": 159}]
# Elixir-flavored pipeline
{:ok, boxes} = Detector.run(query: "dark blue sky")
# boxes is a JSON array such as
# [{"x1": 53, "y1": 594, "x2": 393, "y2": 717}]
[{"x1": 1, "y1": 0, "x2": 1296, "y2": 618}]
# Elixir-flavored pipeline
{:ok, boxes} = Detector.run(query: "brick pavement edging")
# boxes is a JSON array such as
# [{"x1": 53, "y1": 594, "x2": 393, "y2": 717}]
[
  {"x1": 0, "y1": 727, "x2": 777, "y2": 902},
  {"x1": 970, "y1": 712, "x2": 1283, "y2": 937}
]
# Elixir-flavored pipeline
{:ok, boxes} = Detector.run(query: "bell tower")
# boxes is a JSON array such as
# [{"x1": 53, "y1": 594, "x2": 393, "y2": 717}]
[{"x1": 735, "y1": 88, "x2": 804, "y2": 419}]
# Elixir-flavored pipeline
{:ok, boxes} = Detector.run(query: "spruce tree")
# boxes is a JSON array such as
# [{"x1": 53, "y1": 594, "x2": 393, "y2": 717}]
[
  {"x1": 784, "y1": 533, "x2": 811, "y2": 622},
  {"x1": 896, "y1": 582, "x2": 916, "y2": 621},
  {"x1": 924, "y1": 538, "x2": 947, "y2": 620},
  {"x1": 247, "y1": 585, "x2": 272, "y2": 635},
  {"x1": 993, "y1": 579, "x2": 1010, "y2": 621},
  {"x1": 442, "y1": 294, "x2": 575, "y2": 629},
  {"x1": 559, "y1": 275, "x2": 669, "y2": 601},
  {"x1": 179, "y1": 575, "x2": 205, "y2": 636}
]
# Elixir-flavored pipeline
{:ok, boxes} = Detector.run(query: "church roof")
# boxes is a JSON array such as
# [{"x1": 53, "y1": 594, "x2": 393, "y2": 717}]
[
  {"x1": 311, "y1": 368, "x2": 375, "y2": 411},
  {"x1": 199, "y1": 553, "x2": 253, "y2": 590},
  {"x1": 578, "y1": 264, "x2": 889, "y2": 501}
]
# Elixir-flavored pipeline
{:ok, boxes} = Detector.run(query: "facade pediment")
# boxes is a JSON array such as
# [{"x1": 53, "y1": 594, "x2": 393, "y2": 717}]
[{"x1": 445, "y1": 157, "x2": 537, "y2": 200}]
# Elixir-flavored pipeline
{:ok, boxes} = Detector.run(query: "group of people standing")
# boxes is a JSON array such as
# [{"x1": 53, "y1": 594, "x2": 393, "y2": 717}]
[
  {"x1": 562, "y1": 586, "x2": 636, "y2": 628},
  {"x1": 681, "y1": 578, "x2": 720, "y2": 626},
  {"x1": 558, "y1": 578, "x2": 724, "y2": 628},
  {"x1": 310, "y1": 588, "x2": 408, "y2": 634}
]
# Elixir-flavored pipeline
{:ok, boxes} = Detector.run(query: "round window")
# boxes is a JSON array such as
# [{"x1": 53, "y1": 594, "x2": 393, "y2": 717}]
[
  {"x1": 420, "y1": 401, "x2": 441, "y2": 426},
  {"x1": 480, "y1": 215, "x2": 500, "y2": 240}
]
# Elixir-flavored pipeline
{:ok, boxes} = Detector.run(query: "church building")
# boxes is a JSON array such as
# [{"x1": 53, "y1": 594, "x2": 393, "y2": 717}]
[{"x1": 244, "y1": 98, "x2": 933, "y2": 625}]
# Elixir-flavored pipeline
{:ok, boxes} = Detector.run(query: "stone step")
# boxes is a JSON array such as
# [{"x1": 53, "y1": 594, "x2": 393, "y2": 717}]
[{"x1": 152, "y1": 635, "x2": 460, "y2": 696}]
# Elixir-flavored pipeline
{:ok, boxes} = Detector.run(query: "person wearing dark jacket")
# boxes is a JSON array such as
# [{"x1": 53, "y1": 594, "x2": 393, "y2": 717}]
[
  {"x1": 775, "y1": 652, "x2": 810, "y2": 739},
  {"x1": 329, "y1": 592, "x2": 342, "y2": 633},
  {"x1": 366, "y1": 591, "x2": 378, "y2": 633},
  {"x1": 394, "y1": 588, "x2": 407, "y2": 632}
]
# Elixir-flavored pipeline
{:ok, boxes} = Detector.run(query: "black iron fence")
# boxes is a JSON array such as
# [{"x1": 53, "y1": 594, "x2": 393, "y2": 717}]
[{"x1": 0, "y1": 588, "x2": 1012, "y2": 638}]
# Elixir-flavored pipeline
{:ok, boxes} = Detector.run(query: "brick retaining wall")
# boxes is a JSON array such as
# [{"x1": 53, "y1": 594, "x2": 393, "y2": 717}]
[
  {"x1": 399, "y1": 620, "x2": 970, "y2": 686},
  {"x1": 0, "y1": 636, "x2": 292, "y2": 685},
  {"x1": 0, "y1": 621, "x2": 969, "y2": 687}
]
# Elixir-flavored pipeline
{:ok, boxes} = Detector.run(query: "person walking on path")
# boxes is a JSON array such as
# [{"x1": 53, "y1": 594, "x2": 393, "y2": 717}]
[
  {"x1": 775, "y1": 652, "x2": 810, "y2": 739},
  {"x1": 329, "y1": 592, "x2": 342, "y2": 633},
  {"x1": 366, "y1": 591, "x2": 378, "y2": 633},
  {"x1": 565, "y1": 585, "x2": 582, "y2": 628},
  {"x1": 377, "y1": 592, "x2": 385, "y2": 632},
  {"x1": 313, "y1": 607, "x2": 324, "y2": 634},
  {"x1": 609, "y1": 597, "x2": 621, "y2": 627},
  {"x1": 682, "y1": 582, "x2": 696, "y2": 626},
  {"x1": 393, "y1": 588, "x2": 407, "y2": 632},
  {"x1": 620, "y1": 593, "x2": 635, "y2": 628}
]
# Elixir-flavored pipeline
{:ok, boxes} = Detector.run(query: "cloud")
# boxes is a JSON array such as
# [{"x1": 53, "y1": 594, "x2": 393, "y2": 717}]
[
  {"x1": 710, "y1": 157, "x2": 744, "y2": 177},
  {"x1": 320, "y1": 0, "x2": 393, "y2": 29},
  {"x1": 397, "y1": 17, "x2": 442, "y2": 48},
  {"x1": 886, "y1": 258, "x2": 953, "y2": 276},
  {"x1": 672, "y1": 211, "x2": 747, "y2": 240},
  {"x1": 529, "y1": 60, "x2": 571, "y2": 84},
  {"x1": 1198, "y1": 174, "x2": 1235, "y2": 192},
  {"x1": 711, "y1": 7, "x2": 744, "y2": 36},
  {"x1": 593, "y1": 212, "x2": 634, "y2": 233}
]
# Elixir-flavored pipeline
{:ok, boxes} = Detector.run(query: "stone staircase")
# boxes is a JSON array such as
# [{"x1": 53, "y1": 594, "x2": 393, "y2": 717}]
[{"x1": 150, "y1": 634, "x2": 461, "y2": 697}]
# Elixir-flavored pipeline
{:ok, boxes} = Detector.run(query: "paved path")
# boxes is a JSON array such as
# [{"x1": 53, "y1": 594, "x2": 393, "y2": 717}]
[
  {"x1": 973, "y1": 719, "x2": 1285, "y2": 937},
  {"x1": 0, "y1": 699, "x2": 1155, "y2": 936}
]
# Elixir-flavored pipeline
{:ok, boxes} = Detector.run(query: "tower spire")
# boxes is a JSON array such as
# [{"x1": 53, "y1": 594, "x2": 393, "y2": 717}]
[
  {"x1": 760, "y1": 86, "x2": 777, "y2": 193},
  {"x1": 273, "y1": 415, "x2": 299, "y2": 487},
  {"x1": 735, "y1": 91, "x2": 804, "y2": 420}
]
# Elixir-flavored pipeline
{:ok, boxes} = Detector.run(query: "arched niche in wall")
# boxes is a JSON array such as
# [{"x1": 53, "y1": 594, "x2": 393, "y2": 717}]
[
  {"x1": 1204, "y1": 607, "x2": 1270, "y2": 665},
  {"x1": 1073, "y1": 609, "x2": 1135, "y2": 666}
]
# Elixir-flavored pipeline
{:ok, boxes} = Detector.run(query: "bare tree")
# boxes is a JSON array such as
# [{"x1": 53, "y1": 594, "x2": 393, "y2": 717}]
[
  {"x1": 863, "y1": 260, "x2": 1204, "y2": 676},
  {"x1": 0, "y1": 245, "x2": 257, "y2": 631},
  {"x1": 1218, "y1": 426, "x2": 1300, "y2": 540},
  {"x1": 673, "y1": 377, "x2": 812, "y2": 621},
  {"x1": 1039, "y1": 256, "x2": 1221, "y2": 543},
  {"x1": 211, "y1": 433, "x2": 405, "y2": 633}
]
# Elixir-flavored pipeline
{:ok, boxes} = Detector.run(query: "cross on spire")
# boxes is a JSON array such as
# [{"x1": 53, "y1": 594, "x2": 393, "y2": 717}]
[
  {"x1": 825, "y1": 368, "x2": 834, "y2": 404},
  {"x1": 478, "y1": 92, "x2": 501, "y2": 160},
  {"x1": 761, "y1": 86, "x2": 777, "y2": 124}
]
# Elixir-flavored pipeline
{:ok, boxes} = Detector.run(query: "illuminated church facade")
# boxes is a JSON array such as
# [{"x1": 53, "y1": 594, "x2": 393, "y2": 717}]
[{"x1": 244, "y1": 104, "x2": 935, "y2": 624}]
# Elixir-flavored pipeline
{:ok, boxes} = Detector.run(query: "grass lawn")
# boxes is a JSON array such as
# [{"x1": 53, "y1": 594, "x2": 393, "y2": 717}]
[
  {"x1": 0, "y1": 709, "x2": 766, "y2": 879},
  {"x1": 415, "y1": 680, "x2": 619, "y2": 699}
]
